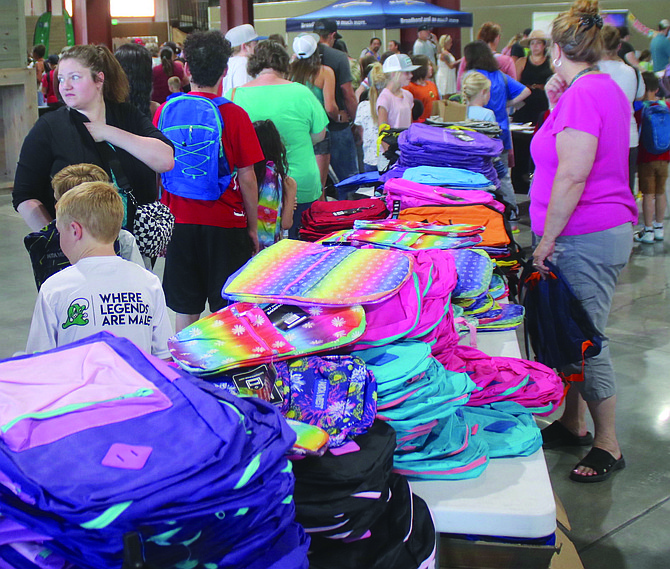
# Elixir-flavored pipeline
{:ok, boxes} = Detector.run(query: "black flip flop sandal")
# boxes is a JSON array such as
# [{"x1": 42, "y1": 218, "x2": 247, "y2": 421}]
[
  {"x1": 569, "y1": 447, "x2": 626, "y2": 483},
  {"x1": 541, "y1": 420, "x2": 594, "y2": 449}
]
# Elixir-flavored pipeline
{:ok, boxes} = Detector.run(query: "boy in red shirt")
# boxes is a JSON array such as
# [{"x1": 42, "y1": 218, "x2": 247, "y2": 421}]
[{"x1": 155, "y1": 31, "x2": 263, "y2": 331}]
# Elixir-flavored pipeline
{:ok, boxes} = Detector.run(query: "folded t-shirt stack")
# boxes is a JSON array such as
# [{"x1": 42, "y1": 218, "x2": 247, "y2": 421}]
[
  {"x1": 0, "y1": 332, "x2": 308, "y2": 569},
  {"x1": 393, "y1": 123, "x2": 503, "y2": 187}
]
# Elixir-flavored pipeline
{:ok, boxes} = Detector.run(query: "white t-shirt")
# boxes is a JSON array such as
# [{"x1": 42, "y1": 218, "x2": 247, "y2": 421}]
[
  {"x1": 222, "y1": 55, "x2": 252, "y2": 95},
  {"x1": 597, "y1": 60, "x2": 644, "y2": 147},
  {"x1": 377, "y1": 87, "x2": 414, "y2": 129},
  {"x1": 354, "y1": 100, "x2": 379, "y2": 166},
  {"x1": 26, "y1": 256, "x2": 173, "y2": 358},
  {"x1": 413, "y1": 39, "x2": 437, "y2": 66},
  {"x1": 118, "y1": 229, "x2": 143, "y2": 267}
]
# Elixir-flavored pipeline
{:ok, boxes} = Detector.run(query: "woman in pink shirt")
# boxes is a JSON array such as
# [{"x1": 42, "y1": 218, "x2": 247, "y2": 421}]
[{"x1": 531, "y1": 0, "x2": 637, "y2": 483}]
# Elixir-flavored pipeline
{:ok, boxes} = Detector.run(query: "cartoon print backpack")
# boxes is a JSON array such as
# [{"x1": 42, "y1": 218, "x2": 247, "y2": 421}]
[
  {"x1": 275, "y1": 355, "x2": 377, "y2": 448},
  {"x1": 158, "y1": 94, "x2": 233, "y2": 200},
  {"x1": 640, "y1": 100, "x2": 670, "y2": 155}
]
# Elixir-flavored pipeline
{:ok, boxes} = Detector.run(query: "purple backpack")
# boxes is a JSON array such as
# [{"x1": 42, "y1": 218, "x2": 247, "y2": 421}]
[
  {"x1": 384, "y1": 178, "x2": 502, "y2": 213},
  {"x1": 0, "y1": 332, "x2": 308, "y2": 569}
]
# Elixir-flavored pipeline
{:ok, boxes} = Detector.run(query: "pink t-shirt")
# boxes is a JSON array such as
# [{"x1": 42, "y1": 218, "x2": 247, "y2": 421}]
[
  {"x1": 377, "y1": 88, "x2": 414, "y2": 129},
  {"x1": 529, "y1": 74, "x2": 638, "y2": 236}
]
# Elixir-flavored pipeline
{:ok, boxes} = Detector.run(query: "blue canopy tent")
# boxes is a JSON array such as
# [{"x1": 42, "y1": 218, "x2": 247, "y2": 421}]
[{"x1": 286, "y1": 0, "x2": 473, "y2": 44}]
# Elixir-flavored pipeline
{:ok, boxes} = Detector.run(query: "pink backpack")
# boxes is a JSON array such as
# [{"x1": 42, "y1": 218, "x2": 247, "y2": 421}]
[
  {"x1": 441, "y1": 345, "x2": 564, "y2": 416},
  {"x1": 352, "y1": 250, "x2": 458, "y2": 349},
  {"x1": 384, "y1": 178, "x2": 503, "y2": 213}
]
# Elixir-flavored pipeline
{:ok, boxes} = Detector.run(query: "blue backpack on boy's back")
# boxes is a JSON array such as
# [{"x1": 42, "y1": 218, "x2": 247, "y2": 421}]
[
  {"x1": 158, "y1": 94, "x2": 233, "y2": 200},
  {"x1": 640, "y1": 100, "x2": 670, "y2": 155}
]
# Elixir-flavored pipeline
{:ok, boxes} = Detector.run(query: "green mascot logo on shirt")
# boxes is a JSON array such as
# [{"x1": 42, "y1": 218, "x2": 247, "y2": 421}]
[{"x1": 62, "y1": 298, "x2": 90, "y2": 329}]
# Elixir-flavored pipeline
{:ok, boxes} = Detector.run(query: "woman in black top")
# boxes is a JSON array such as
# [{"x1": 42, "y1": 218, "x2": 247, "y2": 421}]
[
  {"x1": 512, "y1": 30, "x2": 554, "y2": 124},
  {"x1": 13, "y1": 45, "x2": 174, "y2": 231}
]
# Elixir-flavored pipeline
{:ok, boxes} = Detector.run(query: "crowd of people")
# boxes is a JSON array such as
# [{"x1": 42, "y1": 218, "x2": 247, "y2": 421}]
[{"x1": 14, "y1": 1, "x2": 670, "y2": 484}]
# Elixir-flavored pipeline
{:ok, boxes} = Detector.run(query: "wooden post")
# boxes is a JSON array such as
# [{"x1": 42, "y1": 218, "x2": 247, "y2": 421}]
[{"x1": 220, "y1": 0, "x2": 254, "y2": 35}]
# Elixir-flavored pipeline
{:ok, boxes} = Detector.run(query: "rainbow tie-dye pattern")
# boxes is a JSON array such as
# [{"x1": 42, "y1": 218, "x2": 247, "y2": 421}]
[
  {"x1": 169, "y1": 302, "x2": 366, "y2": 375},
  {"x1": 222, "y1": 240, "x2": 413, "y2": 306},
  {"x1": 257, "y1": 162, "x2": 282, "y2": 250}
]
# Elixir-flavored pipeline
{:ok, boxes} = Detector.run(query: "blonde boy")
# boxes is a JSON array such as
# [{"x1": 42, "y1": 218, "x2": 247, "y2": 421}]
[
  {"x1": 26, "y1": 183, "x2": 173, "y2": 358},
  {"x1": 167, "y1": 75, "x2": 182, "y2": 96},
  {"x1": 25, "y1": 163, "x2": 143, "y2": 290}
]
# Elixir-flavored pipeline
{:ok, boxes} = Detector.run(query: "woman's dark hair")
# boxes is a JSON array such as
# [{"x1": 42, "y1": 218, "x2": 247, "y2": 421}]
[
  {"x1": 618, "y1": 25, "x2": 629, "y2": 38},
  {"x1": 290, "y1": 51, "x2": 321, "y2": 86},
  {"x1": 115, "y1": 42, "x2": 153, "y2": 117},
  {"x1": 163, "y1": 41, "x2": 179, "y2": 55},
  {"x1": 642, "y1": 71, "x2": 659, "y2": 93},
  {"x1": 380, "y1": 50, "x2": 395, "y2": 64},
  {"x1": 253, "y1": 119, "x2": 289, "y2": 187},
  {"x1": 601, "y1": 25, "x2": 620, "y2": 53},
  {"x1": 183, "y1": 31, "x2": 231, "y2": 87},
  {"x1": 360, "y1": 53, "x2": 377, "y2": 77},
  {"x1": 411, "y1": 54, "x2": 430, "y2": 82},
  {"x1": 160, "y1": 46, "x2": 174, "y2": 76},
  {"x1": 464, "y1": 41, "x2": 499, "y2": 72},
  {"x1": 552, "y1": 0, "x2": 603, "y2": 64},
  {"x1": 59, "y1": 45, "x2": 129, "y2": 104},
  {"x1": 268, "y1": 33, "x2": 286, "y2": 48},
  {"x1": 32, "y1": 44, "x2": 46, "y2": 59},
  {"x1": 248, "y1": 40, "x2": 290, "y2": 78}
]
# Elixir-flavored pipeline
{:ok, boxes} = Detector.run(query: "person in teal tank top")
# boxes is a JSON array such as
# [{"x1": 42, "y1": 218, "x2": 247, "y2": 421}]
[{"x1": 290, "y1": 34, "x2": 339, "y2": 190}]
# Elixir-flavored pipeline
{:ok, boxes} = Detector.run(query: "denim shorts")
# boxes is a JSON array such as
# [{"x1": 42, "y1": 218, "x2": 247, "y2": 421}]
[{"x1": 313, "y1": 130, "x2": 331, "y2": 156}]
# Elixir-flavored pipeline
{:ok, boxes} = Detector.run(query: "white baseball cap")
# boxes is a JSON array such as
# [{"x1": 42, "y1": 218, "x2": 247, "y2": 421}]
[
  {"x1": 293, "y1": 34, "x2": 318, "y2": 59},
  {"x1": 382, "y1": 54, "x2": 419, "y2": 73},
  {"x1": 225, "y1": 24, "x2": 262, "y2": 47}
]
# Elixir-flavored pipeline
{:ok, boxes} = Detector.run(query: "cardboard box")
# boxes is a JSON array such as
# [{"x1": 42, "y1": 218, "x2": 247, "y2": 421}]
[
  {"x1": 431, "y1": 100, "x2": 467, "y2": 122},
  {"x1": 438, "y1": 493, "x2": 584, "y2": 569}
]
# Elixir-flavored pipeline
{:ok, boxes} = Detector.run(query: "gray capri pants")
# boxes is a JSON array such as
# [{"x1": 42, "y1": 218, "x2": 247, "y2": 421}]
[{"x1": 551, "y1": 223, "x2": 633, "y2": 401}]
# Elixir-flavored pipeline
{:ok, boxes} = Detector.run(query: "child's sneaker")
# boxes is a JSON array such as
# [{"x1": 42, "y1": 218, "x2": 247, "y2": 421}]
[
  {"x1": 634, "y1": 228, "x2": 655, "y2": 244},
  {"x1": 654, "y1": 225, "x2": 664, "y2": 241}
]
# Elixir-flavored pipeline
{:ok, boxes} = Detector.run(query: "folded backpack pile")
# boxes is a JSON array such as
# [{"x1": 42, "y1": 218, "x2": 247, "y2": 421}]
[
  {"x1": 394, "y1": 123, "x2": 503, "y2": 187},
  {"x1": 291, "y1": 420, "x2": 436, "y2": 569},
  {"x1": 0, "y1": 333, "x2": 309, "y2": 569},
  {"x1": 299, "y1": 198, "x2": 388, "y2": 242},
  {"x1": 449, "y1": 249, "x2": 525, "y2": 334},
  {"x1": 354, "y1": 341, "x2": 489, "y2": 481}
]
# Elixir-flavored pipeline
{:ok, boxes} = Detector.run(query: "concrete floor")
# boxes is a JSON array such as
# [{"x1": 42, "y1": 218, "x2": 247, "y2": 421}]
[{"x1": 1, "y1": 188, "x2": 669, "y2": 568}]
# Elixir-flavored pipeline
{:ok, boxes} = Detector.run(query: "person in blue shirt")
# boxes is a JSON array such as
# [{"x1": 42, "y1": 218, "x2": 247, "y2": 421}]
[
  {"x1": 463, "y1": 41, "x2": 530, "y2": 220},
  {"x1": 650, "y1": 19, "x2": 670, "y2": 72}
]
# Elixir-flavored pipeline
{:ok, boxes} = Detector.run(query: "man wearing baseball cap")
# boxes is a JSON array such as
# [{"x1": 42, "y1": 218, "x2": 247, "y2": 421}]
[
  {"x1": 313, "y1": 18, "x2": 359, "y2": 187},
  {"x1": 650, "y1": 19, "x2": 670, "y2": 72},
  {"x1": 413, "y1": 24, "x2": 438, "y2": 67},
  {"x1": 222, "y1": 24, "x2": 264, "y2": 93}
]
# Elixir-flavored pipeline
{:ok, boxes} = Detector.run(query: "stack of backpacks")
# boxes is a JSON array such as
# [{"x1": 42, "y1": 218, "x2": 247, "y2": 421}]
[
  {"x1": 292, "y1": 421, "x2": 436, "y2": 569},
  {"x1": 392, "y1": 123, "x2": 503, "y2": 188},
  {"x1": 0, "y1": 333, "x2": 309, "y2": 569}
]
